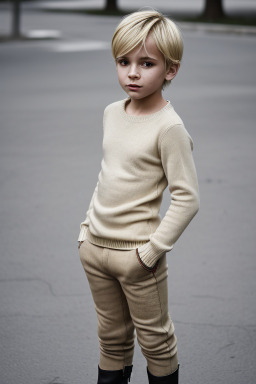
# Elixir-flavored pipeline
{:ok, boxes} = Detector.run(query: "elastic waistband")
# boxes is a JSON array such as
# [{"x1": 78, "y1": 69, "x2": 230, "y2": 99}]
[{"x1": 87, "y1": 230, "x2": 148, "y2": 250}]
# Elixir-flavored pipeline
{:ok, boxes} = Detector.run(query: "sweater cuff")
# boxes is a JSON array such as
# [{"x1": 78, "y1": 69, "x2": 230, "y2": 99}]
[
  {"x1": 78, "y1": 225, "x2": 88, "y2": 242},
  {"x1": 137, "y1": 242, "x2": 171, "y2": 268}
]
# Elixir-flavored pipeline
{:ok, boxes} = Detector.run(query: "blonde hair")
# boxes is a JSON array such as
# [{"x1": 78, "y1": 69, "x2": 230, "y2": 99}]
[{"x1": 112, "y1": 10, "x2": 184, "y2": 87}]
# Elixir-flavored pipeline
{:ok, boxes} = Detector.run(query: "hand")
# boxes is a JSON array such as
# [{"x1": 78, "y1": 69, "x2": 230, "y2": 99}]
[{"x1": 78, "y1": 241, "x2": 84, "y2": 249}]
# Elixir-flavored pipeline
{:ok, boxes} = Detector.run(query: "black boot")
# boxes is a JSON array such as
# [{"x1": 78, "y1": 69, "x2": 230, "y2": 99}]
[
  {"x1": 97, "y1": 365, "x2": 133, "y2": 384},
  {"x1": 147, "y1": 365, "x2": 179, "y2": 383}
]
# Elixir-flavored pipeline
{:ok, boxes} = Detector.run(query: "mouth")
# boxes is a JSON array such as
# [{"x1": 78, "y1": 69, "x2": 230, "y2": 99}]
[{"x1": 127, "y1": 84, "x2": 141, "y2": 91}]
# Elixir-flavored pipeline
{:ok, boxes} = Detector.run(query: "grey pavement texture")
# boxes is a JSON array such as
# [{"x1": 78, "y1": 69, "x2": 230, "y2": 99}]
[
  {"x1": 15, "y1": 0, "x2": 256, "y2": 15},
  {"x1": 1, "y1": 4, "x2": 256, "y2": 384},
  {"x1": 2, "y1": 0, "x2": 256, "y2": 40}
]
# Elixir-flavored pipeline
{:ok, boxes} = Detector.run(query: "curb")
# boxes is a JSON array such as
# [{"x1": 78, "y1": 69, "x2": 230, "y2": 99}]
[
  {"x1": 1, "y1": 2, "x2": 256, "y2": 37},
  {"x1": 178, "y1": 21, "x2": 256, "y2": 36},
  {"x1": 36, "y1": 3, "x2": 256, "y2": 36}
]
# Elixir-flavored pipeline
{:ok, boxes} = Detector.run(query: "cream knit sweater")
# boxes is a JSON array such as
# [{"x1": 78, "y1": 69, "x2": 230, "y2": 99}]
[{"x1": 78, "y1": 99, "x2": 199, "y2": 268}]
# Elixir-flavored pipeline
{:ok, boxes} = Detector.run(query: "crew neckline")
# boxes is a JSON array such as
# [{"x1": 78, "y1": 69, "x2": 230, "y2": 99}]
[{"x1": 120, "y1": 98, "x2": 172, "y2": 122}]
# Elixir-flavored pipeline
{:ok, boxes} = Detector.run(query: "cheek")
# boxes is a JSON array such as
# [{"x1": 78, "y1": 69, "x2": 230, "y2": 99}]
[
  {"x1": 117, "y1": 68, "x2": 125, "y2": 83},
  {"x1": 117, "y1": 73, "x2": 127, "y2": 91},
  {"x1": 145, "y1": 72, "x2": 164, "y2": 87}
]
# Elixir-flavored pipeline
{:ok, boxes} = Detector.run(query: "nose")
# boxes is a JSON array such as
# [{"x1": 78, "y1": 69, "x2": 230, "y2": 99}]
[{"x1": 128, "y1": 64, "x2": 140, "y2": 79}]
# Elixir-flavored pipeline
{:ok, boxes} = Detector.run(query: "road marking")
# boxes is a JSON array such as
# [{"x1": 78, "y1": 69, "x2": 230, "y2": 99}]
[
  {"x1": 24, "y1": 30, "x2": 62, "y2": 39},
  {"x1": 52, "y1": 41, "x2": 109, "y2": 52}
]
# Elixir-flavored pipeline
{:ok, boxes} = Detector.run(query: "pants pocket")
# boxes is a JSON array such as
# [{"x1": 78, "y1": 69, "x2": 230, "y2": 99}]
[
  {"x1": 136, "y1": 248, "x2": 159, "y2": 274},
  {"x1": 123, "y1": 249, "x2": 155, "y2": 283},
  {"x1": 79, "y1": 239, "x2": 90, "y2": 269}
]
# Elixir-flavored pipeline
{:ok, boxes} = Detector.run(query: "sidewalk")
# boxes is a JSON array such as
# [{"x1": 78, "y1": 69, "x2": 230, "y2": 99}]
[
  {"x1": 1, "y1": 3, "x2": 256, "y2": 384},
  {"x1": 23, "y1": 0, "x2": 256, "y2": 36},
  {"x1": 1, "y1": 0, "x2": 256, "y2": 38}
]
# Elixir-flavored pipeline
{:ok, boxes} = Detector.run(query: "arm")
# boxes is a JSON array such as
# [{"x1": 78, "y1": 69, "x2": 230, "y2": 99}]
[
  {"x1": 78, "y1": 182, "x2": 99, "y2": 242},
  {"x1": 78, "y1": 106, "x2": 108, "y2": 245},
  {"x1": 137, "y1": 124, "x2": 200, "y2": 268}
]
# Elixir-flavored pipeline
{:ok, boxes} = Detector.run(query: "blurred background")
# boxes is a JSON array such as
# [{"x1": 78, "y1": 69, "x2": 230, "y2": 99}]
[{"x1": 1, "y1": 1, "x2": 256, "y2": 384}]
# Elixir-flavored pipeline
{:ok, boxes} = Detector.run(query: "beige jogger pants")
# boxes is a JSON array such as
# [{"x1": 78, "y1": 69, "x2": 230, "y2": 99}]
[{"x1": 79, "y1": 239, "x2": 178, "y2": 376}]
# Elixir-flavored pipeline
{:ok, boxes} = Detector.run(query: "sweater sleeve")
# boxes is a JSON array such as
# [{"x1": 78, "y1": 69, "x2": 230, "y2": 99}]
[
  {"x1": 78, "y1": 106, "x2": 108, "y2": 242},
  {"x1": 78, "y1": 182, "x2": 99, "y2": 241},
  {"x1": 137, "y1": 124, "x2": 200, "y2": 268}
]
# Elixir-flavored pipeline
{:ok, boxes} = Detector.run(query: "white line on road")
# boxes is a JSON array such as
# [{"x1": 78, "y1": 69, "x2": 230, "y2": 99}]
[
  {"x1": 24, "y1": 30, "x2": 62, "y2": 39},
  {"x1": 51, "y1": 41, "x2": 110, "y2": 52}
]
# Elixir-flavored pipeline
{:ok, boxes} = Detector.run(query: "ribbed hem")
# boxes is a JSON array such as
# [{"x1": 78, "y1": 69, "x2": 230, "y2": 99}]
[
  {"x1": 78, "y1": 225, "x2": 88, "y2": 242},
  {"x1": 137, "y1": 242, "x2": 173, "y2": 268},
  {"x1": 136, "y1": 249, "x2": 159, "y2": 273},
  {"x1": 87, "y1": 230, "x2": 148, "y2": 250}
]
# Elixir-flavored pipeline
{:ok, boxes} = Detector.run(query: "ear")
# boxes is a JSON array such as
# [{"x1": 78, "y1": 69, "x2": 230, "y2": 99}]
[{"x1": 165, "y1": 63, "x2": 180, "y2": 81}]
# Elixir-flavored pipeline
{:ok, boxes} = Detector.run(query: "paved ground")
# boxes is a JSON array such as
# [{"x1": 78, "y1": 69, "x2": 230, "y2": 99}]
[
  {"x1": 17, "y1": 0, "x2": 256, "y2": 15},
  {"x1": 0, "y1": 4, "x2": 256, "y2": 384}
]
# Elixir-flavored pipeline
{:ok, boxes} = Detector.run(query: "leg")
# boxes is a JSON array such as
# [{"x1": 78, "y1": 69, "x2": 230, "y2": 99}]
[
  {"x1": 79, "y1": 240, "x2": 135, "y2": 371},
  {"x1": 118, "y1": 251, "x2": 178, "y2": 377}
]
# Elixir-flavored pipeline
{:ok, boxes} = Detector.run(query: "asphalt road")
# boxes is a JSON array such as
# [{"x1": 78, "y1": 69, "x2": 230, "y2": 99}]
[{"x1": 0, "y1": 7, "x2": 256, "y2": 384}]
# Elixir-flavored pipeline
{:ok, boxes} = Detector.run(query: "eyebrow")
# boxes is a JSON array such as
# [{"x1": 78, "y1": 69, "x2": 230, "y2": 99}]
[
  {"x1": 139, "y1": 56, "x2": 158, "y2": 61},
  {"x1": 116, "y1": 55, "x2": 158, "y2": 61}
]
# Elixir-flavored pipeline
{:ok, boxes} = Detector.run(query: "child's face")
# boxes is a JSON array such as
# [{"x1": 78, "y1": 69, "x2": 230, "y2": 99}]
[{"x1": 116, "y1": 34, "x2": 177, "y2": 103}]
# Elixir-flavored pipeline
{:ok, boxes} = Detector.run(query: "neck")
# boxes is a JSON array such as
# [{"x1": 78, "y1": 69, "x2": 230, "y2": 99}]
[{"x1": 126, "y1": 94, "x2": 167, "y2": 116}]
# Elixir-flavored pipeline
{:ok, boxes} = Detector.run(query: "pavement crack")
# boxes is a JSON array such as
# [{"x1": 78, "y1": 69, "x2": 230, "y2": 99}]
[
  {"x1": 48, "y1": 378, "x2": 65, "y2": 384},
  {"x1": 217, "y1": 341, "x2": 235, "y2": 354},
  {"x1": 0, "y1": 277, "x2": 57, "y2": 296},
  {"x1": 191, "y1": 294, "x2": 226, "y2": 301}
]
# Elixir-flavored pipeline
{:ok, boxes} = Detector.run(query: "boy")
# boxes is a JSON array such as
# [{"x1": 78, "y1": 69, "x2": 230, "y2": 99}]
[{"x1": 78, "y1": 10, "x2": 199, "y2": 384}]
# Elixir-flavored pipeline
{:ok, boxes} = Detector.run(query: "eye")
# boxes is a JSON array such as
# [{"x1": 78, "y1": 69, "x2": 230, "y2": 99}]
[
  {"x1": 142, "y1": 61, "x2": 154, "y2": 68},
  {"x1": 117, "y1": 58, "x2": 129, "y2": 66}
]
